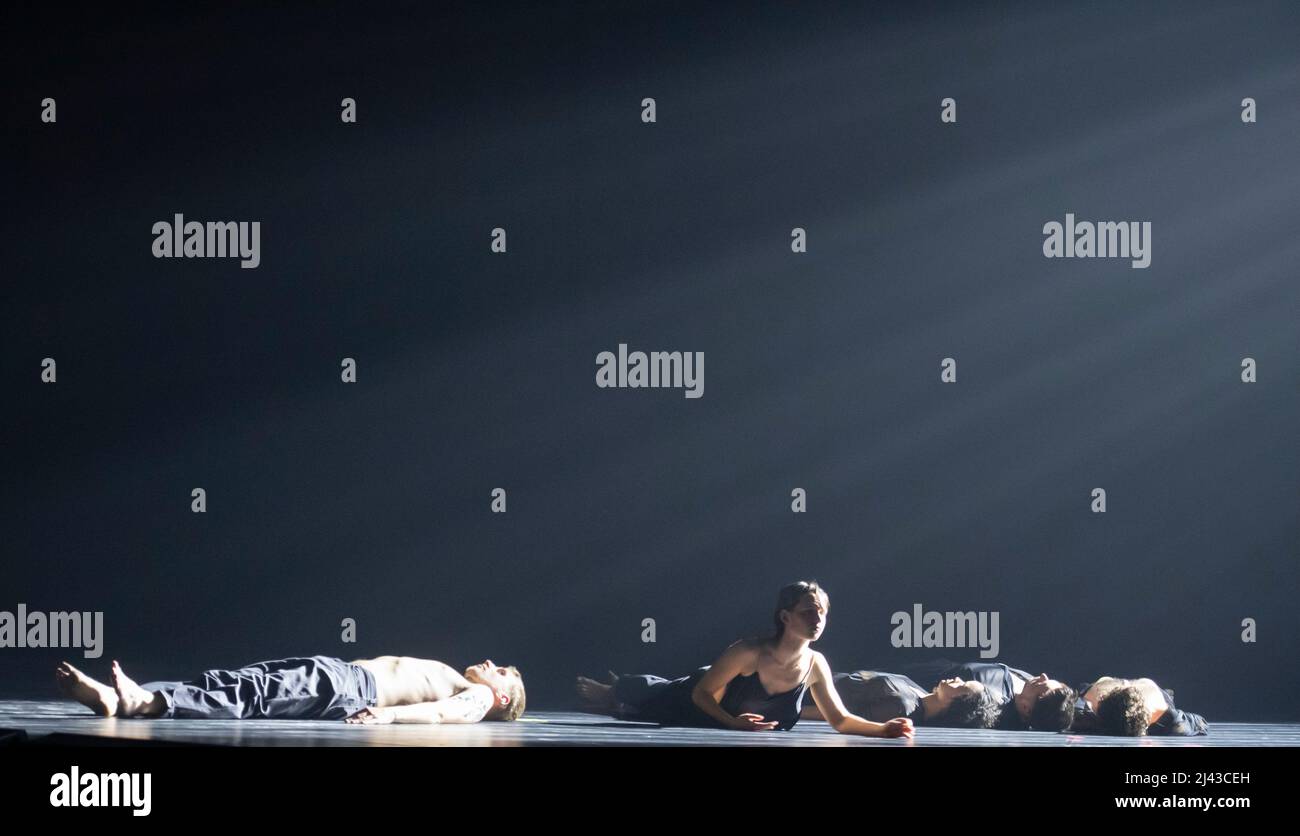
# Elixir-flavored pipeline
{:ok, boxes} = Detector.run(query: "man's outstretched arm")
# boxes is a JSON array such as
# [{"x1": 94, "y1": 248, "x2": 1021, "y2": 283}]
[{"x1": 389, "y1": 684, "x2": 495, "y2": 724}]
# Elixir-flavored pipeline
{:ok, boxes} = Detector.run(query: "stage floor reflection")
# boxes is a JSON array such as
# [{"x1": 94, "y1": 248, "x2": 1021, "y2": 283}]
[{"x1": 3, "y1": 701, "x2": 1298, "y2": 747}]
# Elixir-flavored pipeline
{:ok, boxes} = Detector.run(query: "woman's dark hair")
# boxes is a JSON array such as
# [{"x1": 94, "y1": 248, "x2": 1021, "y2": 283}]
[
  {"x1": 1030, "y1": 686, "x2": 1077, "y2": 732},
  {"x1": 929, "y1": 691, "x2": 1001, "y2": 729},
  {"x1": 772, "y1": 581, "x2": 827, "y2": 638},
  {"x1": 1098, "y1": 686, "x2": 1149, "y2": 736},
  {"x1": 994, "y1": 700, "x2": 1024, "y2": 730}
]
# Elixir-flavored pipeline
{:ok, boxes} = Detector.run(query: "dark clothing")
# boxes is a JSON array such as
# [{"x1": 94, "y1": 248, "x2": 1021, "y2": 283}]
[
  {"x1": 1151, "y1": 688, "x2": 1208, "y2": 736},
  {"x1": 832, "y1": 671, "x2": 928, "y2": 724},
  {"x1": 613, "y1": 663, "x2": 811, "y2": 731},
  {"x1": 1071, "y1": 680, "x2": 1208, "y2": 736},
  {"x1": 1070, "y1": 686, "x2": 1096, "y2": 732},
  {"x1": 140, "y1": 655, "x2": 378, "y2": 720},
  {"x1": 917, "y1": 661, "x2": 1033, "y2": 703},
  {"x1": 911, "y1": 660, "x2": 1033, "y2": 730}
]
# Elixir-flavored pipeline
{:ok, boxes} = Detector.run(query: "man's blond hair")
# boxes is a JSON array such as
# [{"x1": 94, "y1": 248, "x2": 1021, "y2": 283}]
[{"x1": 488, "y1": 666, "x2": 526, "y2": 721}]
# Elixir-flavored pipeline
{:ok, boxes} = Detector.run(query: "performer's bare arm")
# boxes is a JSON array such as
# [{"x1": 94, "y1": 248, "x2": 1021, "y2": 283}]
[
  {"x1": 691, "y1": 640, "x2": 776, "y2": 731},
  {"x1": 386, "y1": 684, "x2": 496, "y2": 724},
  {"x1": 806, "y1": 653, "x2": 913, "y2": 738}
]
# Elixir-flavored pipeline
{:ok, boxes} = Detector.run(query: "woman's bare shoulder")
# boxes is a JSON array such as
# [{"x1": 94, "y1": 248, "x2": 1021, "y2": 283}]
[{"x1": 723, "y1": 637, "x2": 768, "y2": 659}]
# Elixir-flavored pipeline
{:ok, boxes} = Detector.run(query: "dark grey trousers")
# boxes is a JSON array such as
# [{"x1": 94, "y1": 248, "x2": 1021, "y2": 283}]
[{"x1": 139, "y1": 655, "x2": 378, "y2": 720}]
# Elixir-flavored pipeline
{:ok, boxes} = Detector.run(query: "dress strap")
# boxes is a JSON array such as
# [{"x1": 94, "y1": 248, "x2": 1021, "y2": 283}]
[{"x1": 800, "y1": 653, "x2": 815, "y2": 684}]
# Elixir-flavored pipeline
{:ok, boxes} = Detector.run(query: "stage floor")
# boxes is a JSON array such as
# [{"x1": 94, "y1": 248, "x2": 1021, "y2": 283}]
[{"x1": 3, "y1": 700, "x2": 1299, "y2": 746}]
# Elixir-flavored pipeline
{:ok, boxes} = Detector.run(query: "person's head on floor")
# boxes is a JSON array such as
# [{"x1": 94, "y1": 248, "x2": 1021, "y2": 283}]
[
  {"x1": 465, "y1": 660, "x2": 527, "y2": 721},
  {"x1": 1029, "y1": 684, "x2": 1076, "y2": 732},
  {"x1": 994, "y1": 700, "x2": 1025, "y2": 730},
  {"x1": 1097, "y1": 685, "x2": 1148, "y2": 736},
  {"x1": 928, "y1": 677, "x2": 1000, "y2": 729},
  {"x1": 773, "y1": 580, "x2": 829, "y2": 643},
  {"x1": 1014, "y1": 673, "x2": 1076, "y2": 731}
]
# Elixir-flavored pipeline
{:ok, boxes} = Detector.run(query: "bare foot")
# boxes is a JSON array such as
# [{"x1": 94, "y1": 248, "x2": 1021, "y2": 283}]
[
  {"x1": 110, "y1": 660, "x2": 163, "y2": 717},
  {"x1": 54, "y1": 661, "x2": 118, "y2": 717},
  {"x1": 575, "y1": 673, "x2": 619, "y2": 713}
]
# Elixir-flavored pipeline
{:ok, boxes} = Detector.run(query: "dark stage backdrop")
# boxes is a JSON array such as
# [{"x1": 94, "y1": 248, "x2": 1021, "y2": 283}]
[{"x1": 4, "y1": 1, "x2": 1298, "y2": 721}]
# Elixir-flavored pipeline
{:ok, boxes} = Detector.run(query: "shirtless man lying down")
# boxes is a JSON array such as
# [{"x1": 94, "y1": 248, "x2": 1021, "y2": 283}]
[{"x1": 55, "y1": 654, "x2": 525, "y2": 725}]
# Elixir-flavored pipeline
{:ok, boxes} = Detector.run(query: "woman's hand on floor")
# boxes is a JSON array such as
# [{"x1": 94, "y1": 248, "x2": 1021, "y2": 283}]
[
  {"x1": 732, "y1": 712, "x2": 779, "y2": 731},
  {"x1": 881, "y1": 718, "x2": 914, "y2": 739}
]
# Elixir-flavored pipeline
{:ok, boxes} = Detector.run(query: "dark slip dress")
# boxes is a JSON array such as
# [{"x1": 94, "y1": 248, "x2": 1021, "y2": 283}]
[{"x1": 611, "y1": 659, "x2": 814, "y2": 731}]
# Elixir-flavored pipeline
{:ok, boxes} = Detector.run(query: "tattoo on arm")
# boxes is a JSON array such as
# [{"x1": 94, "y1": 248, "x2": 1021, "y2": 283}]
[{"x1": 439, "y1": 687, "x2": 491, "y2": 723}]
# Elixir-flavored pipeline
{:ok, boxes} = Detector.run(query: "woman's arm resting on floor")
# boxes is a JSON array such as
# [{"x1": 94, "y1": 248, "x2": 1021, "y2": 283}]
[
  {"x1": 807, "y1": 653, "x2": 913, "y2": 739},
  {"x1": 692, "y1": 640, "x2": 776, "y2": 731}
]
